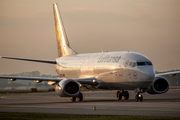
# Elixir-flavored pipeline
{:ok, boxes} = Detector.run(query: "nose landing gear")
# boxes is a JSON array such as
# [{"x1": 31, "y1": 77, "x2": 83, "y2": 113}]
[
  {"x1": 116, "y1": 90, "x2": 129, "y2": 100},
  {"x1": 135, "y1": 93, "x2": 143, "y2": 102},
  {"x1": 134, "y1": 88, "x2": 145, "y2": 102}
]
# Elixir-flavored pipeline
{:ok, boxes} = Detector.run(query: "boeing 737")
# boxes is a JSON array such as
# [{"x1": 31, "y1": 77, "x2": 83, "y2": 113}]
[{"x1": 0, "y1": 3, "x2": 180, "y2": 102}]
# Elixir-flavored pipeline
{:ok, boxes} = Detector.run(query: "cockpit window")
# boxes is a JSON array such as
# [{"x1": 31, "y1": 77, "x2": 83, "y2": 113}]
[
  {"x1": 146, "y1": 62, "x2": 152, "y2": 65},
  {"x1": 129, "y1": 61, "x2": 152, "y2": 67},
  {"x1": 137, "y1": 62, "x2": 153, "y2": 66},
  {"x1": 137, "y1": 62, "x2": 146, "y2": 66},
  {"x1": 129, "y1": 62, "x2": 137, "y2": 67},
  {"x1": 129, "y1": 62, "x2": 133, "y2": 67}
]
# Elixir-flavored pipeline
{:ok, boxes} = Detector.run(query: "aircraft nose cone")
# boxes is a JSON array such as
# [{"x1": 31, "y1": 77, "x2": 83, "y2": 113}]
[
  {"x1": 146, "y1": 72, "x2": 155, "y2": 81},
  {"x1": 141, "y1": 67, "x2": 155, "y2": 82}
]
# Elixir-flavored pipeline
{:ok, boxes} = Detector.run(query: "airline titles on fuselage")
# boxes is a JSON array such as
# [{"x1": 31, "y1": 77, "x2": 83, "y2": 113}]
[{"x1": 97, "y1": 55, "x2": 121, "y2": 63}]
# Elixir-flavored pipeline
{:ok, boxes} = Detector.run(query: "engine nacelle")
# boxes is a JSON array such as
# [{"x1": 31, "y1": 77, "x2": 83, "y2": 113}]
[
  {"x1": 55, "y1": 79, "x2": 80, "y2": 97},
  {"x1": 147, "y1": 76, "x2": 169, "y2": 94}
]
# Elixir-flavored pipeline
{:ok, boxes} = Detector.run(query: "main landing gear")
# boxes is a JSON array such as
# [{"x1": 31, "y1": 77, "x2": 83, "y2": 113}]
[
  {"x1": 70, "y1": 92, "x2": 83, "y2": 102},
  {"x1": 117, "y1": 89, "x2": 144, "y2": 102},
  {"x1": 116, "y1": 90, "x2": 129, "y2": 100}
]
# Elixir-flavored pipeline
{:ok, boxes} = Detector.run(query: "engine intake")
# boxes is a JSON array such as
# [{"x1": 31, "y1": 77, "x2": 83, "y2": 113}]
[
  {"x1": 55, "y1": 79, "x2": 80, "y2": 97},
  {"x1": 147, "y1": 76, "x2": 169, "y2": 94},
  {"x1": 65, "y1": 82, "x2": 79, "y2": 94}
]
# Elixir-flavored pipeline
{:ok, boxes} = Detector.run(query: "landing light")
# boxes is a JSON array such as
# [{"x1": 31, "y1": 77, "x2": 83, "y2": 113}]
[
  {"x1": 48, "y1": 81, "x2": 56, "y2": 85},
  {"x1": 9, "y1": 79, "x2": 16, "y2": 81},
  {"x1": 34, "y1": 80, "x2": 42, "y2": 83},
  {"x1": 169, "y1": 74, "x2": 176, "y2": 77}
]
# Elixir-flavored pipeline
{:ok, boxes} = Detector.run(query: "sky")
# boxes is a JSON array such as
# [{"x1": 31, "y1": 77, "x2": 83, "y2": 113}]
[{"x1": 0, "y1": 0, "x2": 180, "y2": 75}]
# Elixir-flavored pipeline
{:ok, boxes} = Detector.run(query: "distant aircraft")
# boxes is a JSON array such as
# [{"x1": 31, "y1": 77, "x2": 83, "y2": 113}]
[{"x1": 0, "y1": 3, "x2": 179, "y2": 102}]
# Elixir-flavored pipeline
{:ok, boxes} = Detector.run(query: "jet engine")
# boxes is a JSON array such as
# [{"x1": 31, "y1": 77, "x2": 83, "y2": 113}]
[
  {"x1": 55, "y1": 79, "x2": 80, "y2": 97},
  {"x1": 147, "y1": 76, "x2": 169, "y2": 94}
]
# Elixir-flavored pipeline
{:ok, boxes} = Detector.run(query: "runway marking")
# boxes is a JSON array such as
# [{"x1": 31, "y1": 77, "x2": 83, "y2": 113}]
[{"x1": 0, "y1": 105, "x2": 180, "y2": 112}]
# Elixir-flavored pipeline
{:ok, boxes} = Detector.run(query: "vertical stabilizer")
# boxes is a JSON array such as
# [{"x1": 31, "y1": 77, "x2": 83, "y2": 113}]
[{"x1": 53, "y1": 3, "x2": 78, "y2": 57}]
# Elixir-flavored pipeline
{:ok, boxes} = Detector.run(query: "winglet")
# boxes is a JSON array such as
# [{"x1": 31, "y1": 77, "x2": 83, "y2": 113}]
[{"x1": 53, "y1": 3, "x2": 78, "y2": 57}]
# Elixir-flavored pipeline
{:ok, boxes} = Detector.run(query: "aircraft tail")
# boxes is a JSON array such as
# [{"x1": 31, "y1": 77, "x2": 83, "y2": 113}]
[{"x1": 53, "y1": 3, "x2": 78, "y2": 57}]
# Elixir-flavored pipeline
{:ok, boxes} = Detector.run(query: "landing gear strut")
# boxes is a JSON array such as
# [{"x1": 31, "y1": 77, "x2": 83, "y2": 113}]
[
  {"x1": 77, "y1": 92, "x2": 83, "y2": 101},
  {"x1": 70, "y1": 92, "x2": 83, "y2": 102},
  {"x1": 70, "y1": 97, "x2": 76, "y2": 102},
  {"x1": 116, "y1": 90, "x2": 129, "y2": 100}
]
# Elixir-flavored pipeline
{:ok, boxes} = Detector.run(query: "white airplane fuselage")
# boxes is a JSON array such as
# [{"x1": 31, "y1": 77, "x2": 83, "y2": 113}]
[{"x1": 55, "y1": 51, "x2": 155, "y2": 90}]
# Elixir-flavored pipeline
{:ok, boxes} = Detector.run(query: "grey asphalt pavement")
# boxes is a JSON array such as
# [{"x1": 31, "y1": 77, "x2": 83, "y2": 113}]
[{"x1": 0, "y1": 89, "x2": 180, "y2": 116}]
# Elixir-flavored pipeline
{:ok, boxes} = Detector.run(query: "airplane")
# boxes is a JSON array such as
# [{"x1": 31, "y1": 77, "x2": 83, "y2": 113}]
[{"x1": 0, "y1": 3, "x2": 180, "y2": 102}]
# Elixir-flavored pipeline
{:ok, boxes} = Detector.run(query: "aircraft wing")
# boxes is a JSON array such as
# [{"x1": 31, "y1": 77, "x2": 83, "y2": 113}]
[
  {"x1": 155, "y1": 71, "x2": 180, "y2": 77},
  {"x1": 1, "y1": 56, "x2": 56, "y2": 64},
  {"x1": 0, "y1": 76, "x2": 62, "y2": 81},
  {"x1": 0, "y1": 76, "x2": 98, "y2": 85}
]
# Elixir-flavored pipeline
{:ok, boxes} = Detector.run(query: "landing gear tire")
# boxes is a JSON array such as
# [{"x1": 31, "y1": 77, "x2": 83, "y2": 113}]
[
  {"x1": 123, "y1": 91, "x2": 129, "y2": 100},
  {"x1": 135, "y1": 94, "x2": 143, "y2": 102},
  {"x1": 135, "y1": 95, "x2": 139, "y2": 102},
  {"x1": 77, "y1": 92, "x2": 83, "y2": 101},
  {"x1": 139, "y1": 95, "x2": 143, "y2": 102},
  {"x1": 116, "y1": 91, "x2": 119, "y2": 98},
  {"x1": 70, "y1": 97, "x2": 76, "y2": 102},
  {"x1": 116, "y1": 91, "x2": 122, "y2": 100}
]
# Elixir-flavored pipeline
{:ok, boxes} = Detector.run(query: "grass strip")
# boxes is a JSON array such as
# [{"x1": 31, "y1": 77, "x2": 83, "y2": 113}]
[{"x1": 0, "y1": 112, "x2": 180, "y2": 120}]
